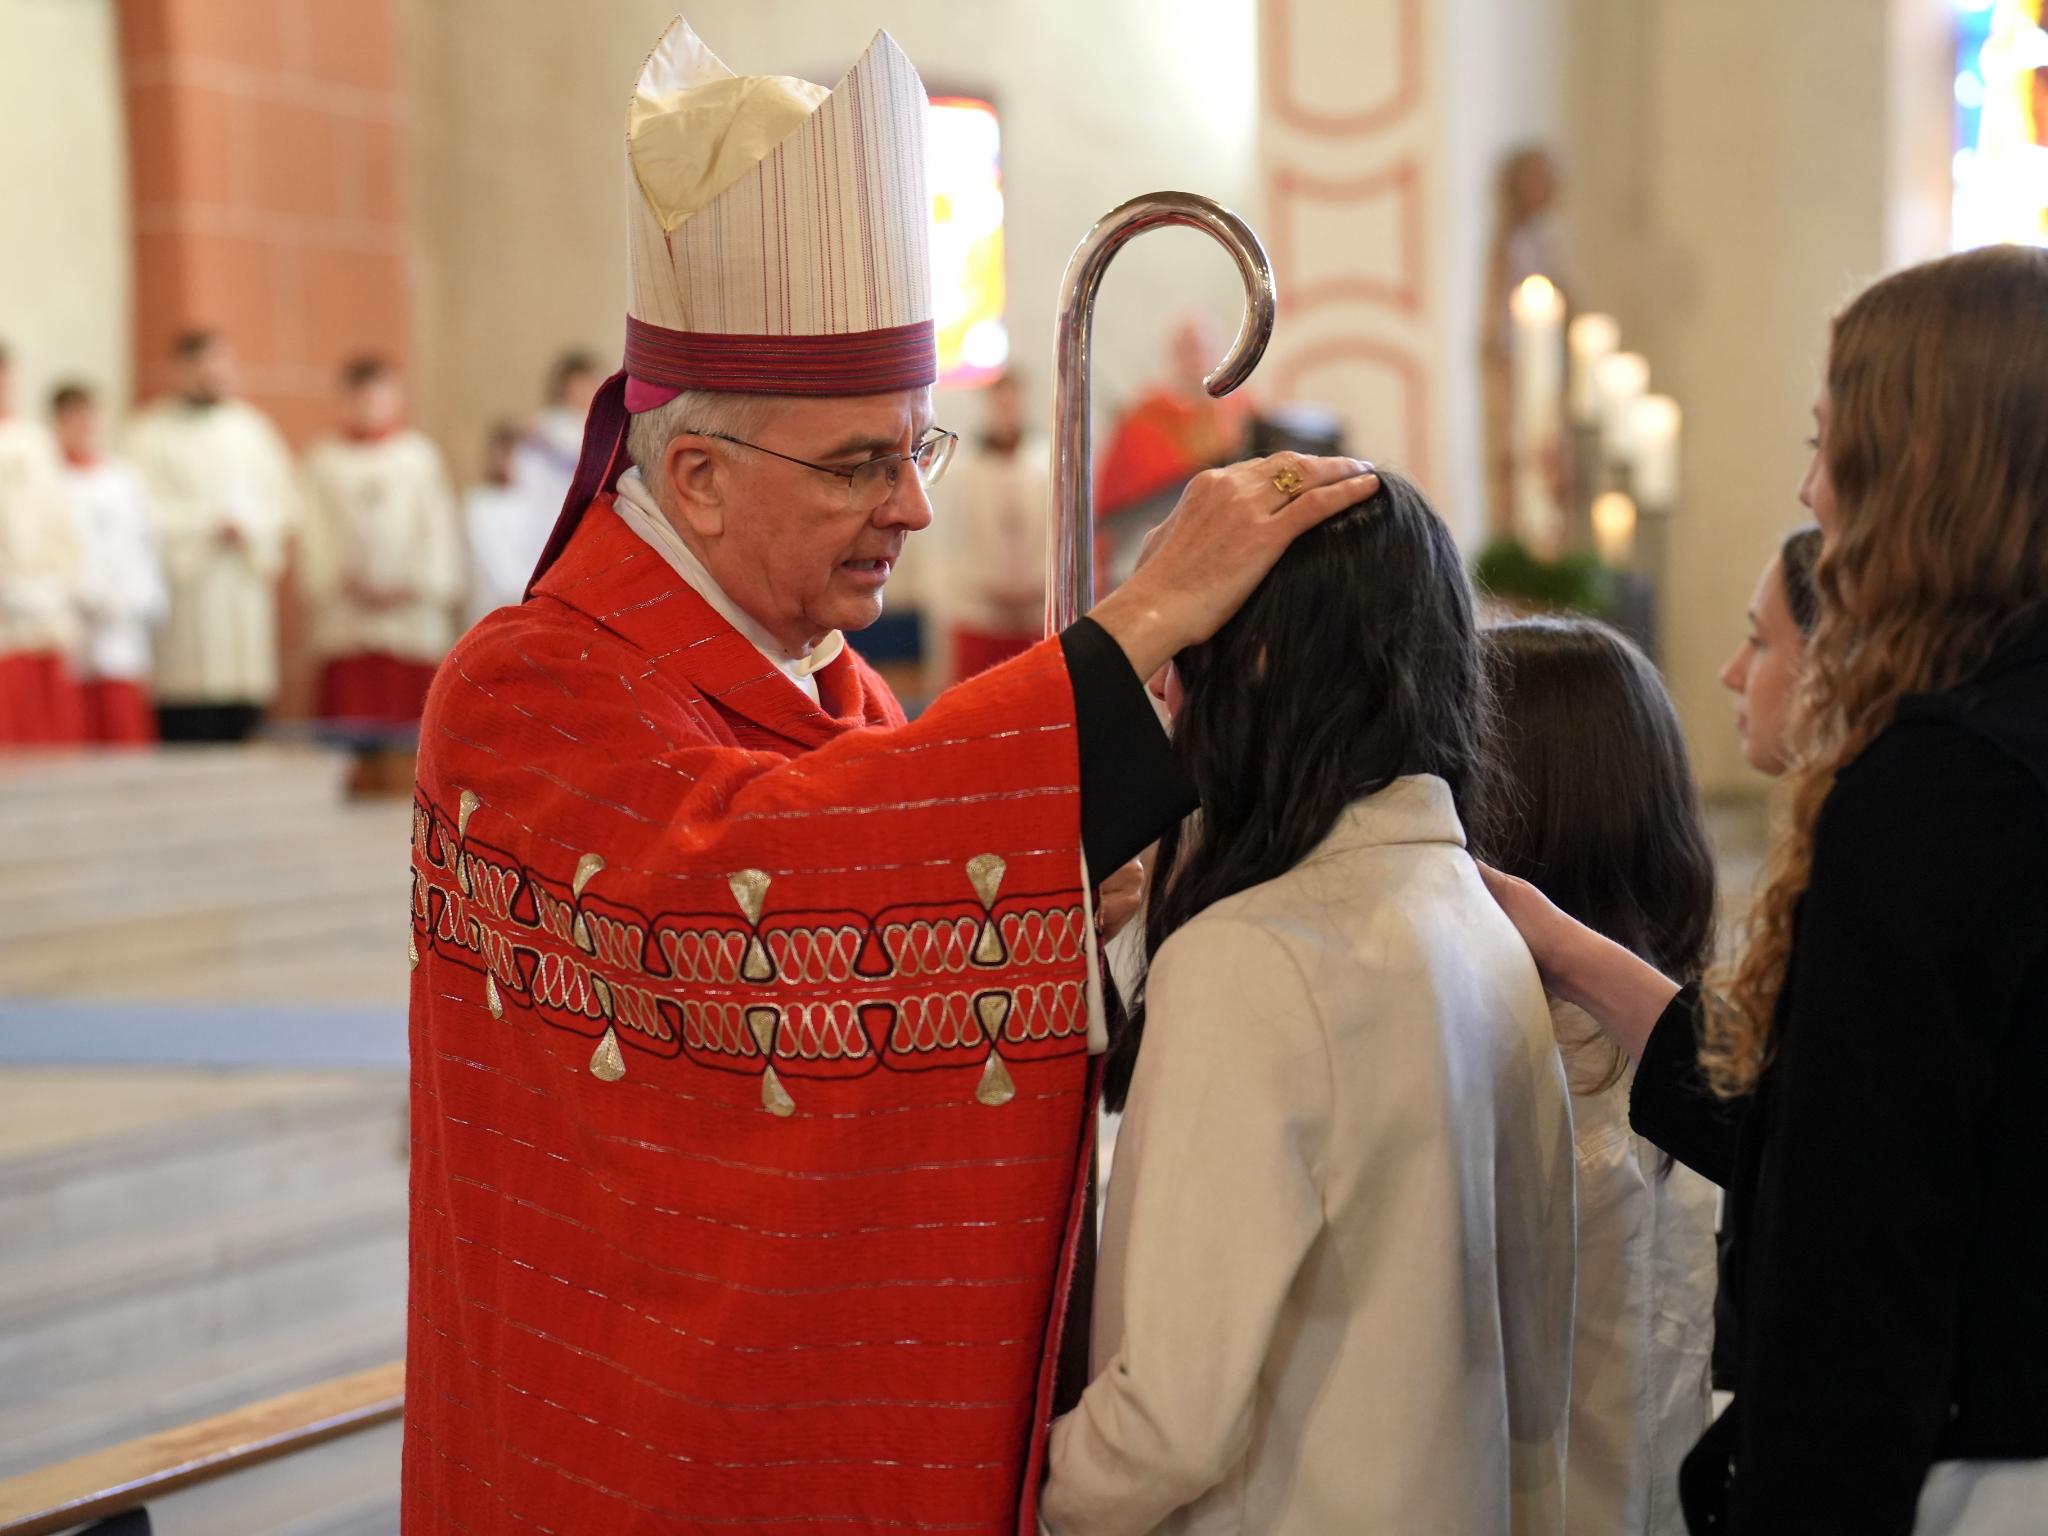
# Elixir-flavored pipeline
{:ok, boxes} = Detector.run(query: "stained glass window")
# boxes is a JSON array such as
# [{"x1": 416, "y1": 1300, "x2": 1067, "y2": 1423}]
[
  {"x1": 1953, "y1": 0, "x2": 2048, "y2": 249},
  {"x1": 928, "y1": 96, "x2": 1009, "y2": 386}
]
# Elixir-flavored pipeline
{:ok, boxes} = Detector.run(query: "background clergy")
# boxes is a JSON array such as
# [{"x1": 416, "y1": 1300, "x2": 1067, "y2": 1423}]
[
  {"x1": 402, "y1": 17, "x2": 1374, "y2": 1536},
  {"x1": 123, "y1": 330, "x2": 298, "y2": 744},
  {"x1": 0, "y1": 344, "x2": 84, "y2": 745},
  {"x1": 299, "y1": 355, "x2": 463, "y2": 728},
  {"x1": 53, "y1": 381, "x2": 167, "y2": 747}
]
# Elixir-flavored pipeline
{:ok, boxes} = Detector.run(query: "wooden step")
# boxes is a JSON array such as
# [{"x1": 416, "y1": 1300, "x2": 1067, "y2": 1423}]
[
  {"x1": 0, "y1": 1178, "x2": 406, "y2": 1394},
  {"x1": 0, "y1": 1073, "x2": 405, "y2": 1252},
  {"x1": 0, "y1": 877, "x2": 411, "y2": 993},
  {"x1": 0, "y1": 1301, "x2": 403, "y2": 1480}
]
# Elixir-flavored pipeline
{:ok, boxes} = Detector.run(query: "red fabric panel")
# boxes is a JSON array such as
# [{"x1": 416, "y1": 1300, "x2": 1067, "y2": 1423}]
[
  {"x1": 0, "y1": 653, "x2": 85, "y2": 746},
  {"x1": 625, "y1": 315, "x2": 938, "y2": 396},
  {"x1": 403, "y1": 498, "x2": 1093, "y2": 1535},
  {"x1": 318, "y1": 651, "x2": 439, "y2": 725},
  {"x1": 950, "y1": 627, "x2": 1038, "y2": 686},
  {"x1": 81, "y1": 678, "x2": 157, "y2": 747}
]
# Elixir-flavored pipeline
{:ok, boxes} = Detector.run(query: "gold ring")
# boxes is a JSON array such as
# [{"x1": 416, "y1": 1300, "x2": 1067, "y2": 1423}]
[{"x1": 1271, "y1": 465, "x2": 1306, "y2": 498}]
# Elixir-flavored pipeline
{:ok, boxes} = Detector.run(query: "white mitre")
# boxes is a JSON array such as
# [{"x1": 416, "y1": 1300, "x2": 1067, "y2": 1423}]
[{"x1": 620, "y1": 16, "x2": 936, "y2": 406}]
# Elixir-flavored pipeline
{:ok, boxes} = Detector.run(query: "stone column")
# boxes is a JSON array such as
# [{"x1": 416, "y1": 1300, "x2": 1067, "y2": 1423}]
[{"x1": 116, "y1": 0, "x2": 410, "y2": 444}]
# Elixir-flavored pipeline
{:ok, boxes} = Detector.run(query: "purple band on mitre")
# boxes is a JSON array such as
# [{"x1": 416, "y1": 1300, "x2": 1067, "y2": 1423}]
[{"x1": 622, "y1": 315, "x2": 939, "y2": 406}]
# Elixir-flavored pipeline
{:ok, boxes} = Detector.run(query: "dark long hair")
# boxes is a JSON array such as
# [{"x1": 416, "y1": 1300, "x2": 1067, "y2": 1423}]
[
  {"x1": 1103, "y1": 471, "x2": 1489, "y2": 1110},
  {"x1": 1470, "y1": 617, "x2": 1716, "y2": 1088},
  {"x1": 1778, "y1": 524, "x2": 1823, "y2": 636}
]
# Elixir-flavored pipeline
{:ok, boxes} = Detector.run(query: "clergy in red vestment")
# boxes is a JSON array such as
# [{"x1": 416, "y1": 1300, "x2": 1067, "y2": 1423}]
[{"x1": 402, "y1": 18, "x2": 1374, "y2": 1535}]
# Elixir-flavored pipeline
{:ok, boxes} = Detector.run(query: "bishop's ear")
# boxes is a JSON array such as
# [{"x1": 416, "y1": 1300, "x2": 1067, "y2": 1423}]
[{"x1": 659, "y1": 434, "x2": 727, "y2": 539}]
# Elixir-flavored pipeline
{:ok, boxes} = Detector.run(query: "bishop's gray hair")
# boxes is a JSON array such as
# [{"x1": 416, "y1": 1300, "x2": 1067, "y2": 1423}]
[{"x1": 625, "y1": 390, "x2": 790, "y2": 500}]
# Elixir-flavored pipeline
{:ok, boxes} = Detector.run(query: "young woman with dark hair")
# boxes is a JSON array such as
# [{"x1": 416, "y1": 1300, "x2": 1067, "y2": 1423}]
[
  {"x1": 1720, "y1": 524, "x2": 1823, "y2": 776},
  {"x1": 1042, "y1": 472, "x2": 1576, "y2": 1536},
  {"x1": 1486, "y1": 245, "x2": 2048, "y2": 1532},
  {"x1": 1474, "y1": 616, "x2": 1719, "y2": 1535}
]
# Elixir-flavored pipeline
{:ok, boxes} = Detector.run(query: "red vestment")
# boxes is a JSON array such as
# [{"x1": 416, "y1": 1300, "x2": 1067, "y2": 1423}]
[
  {"x1": 319, "y1": 651, "x2": 439, "y2": 726},
  {"x1": 0, "y1": 652, "x2": 85, "y2": 746},
  {"x1": 80, "y1": 678, "x2": 155, "y2": 746},
  {"x1": 404, "y1": 496, "x2": 1095, "y2": 1535}
]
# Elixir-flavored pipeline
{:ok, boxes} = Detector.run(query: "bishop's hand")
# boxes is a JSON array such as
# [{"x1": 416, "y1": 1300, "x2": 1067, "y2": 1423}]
[{"x1": 1087, "y1": 453, "x2": 1378, "y2": 681}]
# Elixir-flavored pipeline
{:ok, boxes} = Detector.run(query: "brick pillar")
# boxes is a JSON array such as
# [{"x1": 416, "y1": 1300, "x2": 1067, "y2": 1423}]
[{"x1": 116, "y1": 0, "x2": 409, "y2": 445}]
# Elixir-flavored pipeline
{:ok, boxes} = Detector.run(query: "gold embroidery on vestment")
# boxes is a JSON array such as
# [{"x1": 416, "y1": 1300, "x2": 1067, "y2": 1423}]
[
  {"x1": 976, "y1": 1052, "x2": 1017, "y2": 1107},
  {"x1": 572, "y1": 851, "x2": 606, "y2": 897},
  {"x1": 728, "y1": 868, "x2": 771, "y2": 924},
  {"x1": 761, "y1": 1064, "x2": 797, "y2": 1117},
  {"x1": 590, "y1": 1026, "x2": 626, "y2": 1081},
  {"x1": 486, "y1": 973, "x2": 504, "y2": 1020},
  {"x1": 458, "y1": 789, "x2": 481, "y2": 838},
  {"x1": 966, "y1": 853, "x2": 1006, "y2": 908}
]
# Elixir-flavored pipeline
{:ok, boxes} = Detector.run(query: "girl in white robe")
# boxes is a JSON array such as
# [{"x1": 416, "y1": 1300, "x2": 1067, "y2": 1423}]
[
  {"x1": 1473, "y1": 617, "x2": 1721, "y2": 1536},
  {"x1": 1043, "y1": 472, "x2": 1576, "y2": 1536}
]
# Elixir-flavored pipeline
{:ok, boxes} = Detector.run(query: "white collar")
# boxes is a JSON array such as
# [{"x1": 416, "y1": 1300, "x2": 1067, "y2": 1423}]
[{"x1": 611, "y1": 468, "x2": 845, "y2": 701}]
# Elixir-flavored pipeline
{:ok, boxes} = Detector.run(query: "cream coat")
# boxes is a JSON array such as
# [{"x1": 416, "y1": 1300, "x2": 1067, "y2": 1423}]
[
  {"x1": 1044, "y1": 775, "x2": 1576, "y2": 1536},
  {"x1": 298, "y1": 430, "x2": 463, "y2": 663},
  {"x1": 1551, "y1": 1001, "x2": 1717, "y2": 1534},
  {"x1": 0, "y1": 419, "x2": 81, "y2": 658},
  {"x1": 122, "y1": 398, "x2": 297, "y2": 704}
]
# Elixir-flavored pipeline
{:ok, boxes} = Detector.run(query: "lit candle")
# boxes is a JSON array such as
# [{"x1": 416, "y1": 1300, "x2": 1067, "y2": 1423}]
[
  {"x1": 1591, "y1": 491, "x2": 1638, "y2": 568},
  {"x1": 1568, "y1": 313, "x2": 1620, "y2": 425},
  {"x1": 1629, "y1": 394, "x2": 1681, "y2": 509},
  {"x1": 1596, "y1": 351, "x2": 1650, "y2": 460},
  {"x1": 1509, "y1": 275, "x2": 1566, "y2": 549}
]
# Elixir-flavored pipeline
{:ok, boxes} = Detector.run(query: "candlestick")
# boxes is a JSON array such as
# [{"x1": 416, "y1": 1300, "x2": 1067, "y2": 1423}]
[
  {"x1": 1629, "y1": 394, "x2": 1681, "y2": 510},
  {"x1": 1568, "y1": 313, "x2": 1620, "y2": 425},
  {"x1": 1595, "y1": 351, "x2": 1650, "y2": 462},
  {"x1": 1591, "y1": 491, "x2": 1638, "y2": 568}
]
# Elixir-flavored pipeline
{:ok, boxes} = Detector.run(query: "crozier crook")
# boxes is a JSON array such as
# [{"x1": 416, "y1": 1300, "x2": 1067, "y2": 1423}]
[{"x1": 1045, "y1": 193, "x2": 1278, "y2": 634}]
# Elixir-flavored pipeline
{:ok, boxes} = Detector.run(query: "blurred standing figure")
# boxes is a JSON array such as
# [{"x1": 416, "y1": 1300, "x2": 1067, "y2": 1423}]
[
  {"x1": 298, "y1": 356, "x2": 462, "y2": 729},
  {"x1": 124, "y1": 330, "x2": 297, "y2": 743},
  {"x1": 471, "y1": 349, "x2": 602, "y2": 615},
  {"x1": 462, "y1": 420, "x2": 529, "y2": 625},
  {"x1": 1094, "y1": 315, "x2": 1254, "y2": 590},
  {"x1": 0, "y1": 344, "x2": 84, "y2": 745},
  {"x1": 53, "y1": 382, "x2": 167, "y2": 746},
  {"x1": 938, "y1": 370, "x2": 1048, "y2": 682}
]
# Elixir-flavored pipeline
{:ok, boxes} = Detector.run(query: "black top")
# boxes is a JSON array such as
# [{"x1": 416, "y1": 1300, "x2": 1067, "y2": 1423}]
[
  {"x1": 1060, "y1": 617, "x2": 1200, "y2": 874},
  {"x1": 1631, "y1": 616, "x2": 2048, "y2": 1534}
]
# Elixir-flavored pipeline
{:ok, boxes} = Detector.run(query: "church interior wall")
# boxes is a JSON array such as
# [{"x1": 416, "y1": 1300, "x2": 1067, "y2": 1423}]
[
  {"x1": 399, "y1": 0, "x2": 1263, "y2": 482},
  {"x1": 0, "y1": 0, "x2": 132, "y2": 416},
  {"x1": 1554, "y1": 0, "x2": 1913, "y2": 795}
]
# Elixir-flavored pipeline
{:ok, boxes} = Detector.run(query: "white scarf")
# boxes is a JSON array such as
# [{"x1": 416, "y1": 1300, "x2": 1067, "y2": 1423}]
[{"x1": 612, "y1": 468, "x2": 844, "y2": 704}]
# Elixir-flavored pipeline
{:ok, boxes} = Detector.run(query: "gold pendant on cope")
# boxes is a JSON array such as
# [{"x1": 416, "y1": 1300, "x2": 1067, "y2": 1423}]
[
  {"x1": 589, "y1": 1026, "x2": 627, "y2": 1082},
  {"x1": 967, "y1": 853, "x2": 1008, "y2": 968}
]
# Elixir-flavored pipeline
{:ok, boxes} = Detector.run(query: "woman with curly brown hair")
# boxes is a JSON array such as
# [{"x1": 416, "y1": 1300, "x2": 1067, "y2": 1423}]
[{"x1": 1484, "y1": 244, "x2": 2048, "y2": 1535}]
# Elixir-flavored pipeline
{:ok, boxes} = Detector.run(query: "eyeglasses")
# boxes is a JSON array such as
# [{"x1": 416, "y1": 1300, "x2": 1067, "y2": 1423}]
[{"x1": 696, "y1": 427, "x2": 959, "y2": 513}]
